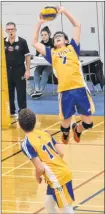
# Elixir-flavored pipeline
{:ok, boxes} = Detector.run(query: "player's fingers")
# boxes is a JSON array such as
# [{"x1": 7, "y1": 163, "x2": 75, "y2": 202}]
[
  {"x1": 39, "y1": 13, "x2": 42, "y2": 18},
  {"x1": 56, "y1": 5, "x2": 60, "y2": 10},
  {"x1": 56, "y1": 6, "x2": 61, "y2": 13},
  {"x1": 44, "y1": 179, "x2": 47, "y2": 183}
]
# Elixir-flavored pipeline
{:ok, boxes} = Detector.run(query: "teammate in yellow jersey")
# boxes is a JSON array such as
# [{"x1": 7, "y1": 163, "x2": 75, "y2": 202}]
[
  {"x1": 18, "y1": 108, "x2": 75, "y2": 213},
  {"x1": 32, "y1": 6, "x2": 95, "y2": 144}
]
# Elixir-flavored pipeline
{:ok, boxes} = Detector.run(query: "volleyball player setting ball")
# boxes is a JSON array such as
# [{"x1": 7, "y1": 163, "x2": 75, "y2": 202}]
[{"x1": 33, "y1": 5, "x2": 95, "y2": 145}]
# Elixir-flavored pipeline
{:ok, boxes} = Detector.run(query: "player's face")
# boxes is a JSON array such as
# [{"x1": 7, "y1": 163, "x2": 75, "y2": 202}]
[
  {"x1": 6, "y1": 24, "x2": 16, "y2": 39},
  {"x1": 41, "y1": 31, "x2": 49, "y2": 43},
  {"x1": 54, "y1": 34, "x2": 66, "y2": 48}
]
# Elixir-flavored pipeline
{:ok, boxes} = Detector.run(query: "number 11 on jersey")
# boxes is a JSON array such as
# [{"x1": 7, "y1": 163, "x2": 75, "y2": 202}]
[{"x1": 42, "y1": 142, "x2": 56, "y2": 159}]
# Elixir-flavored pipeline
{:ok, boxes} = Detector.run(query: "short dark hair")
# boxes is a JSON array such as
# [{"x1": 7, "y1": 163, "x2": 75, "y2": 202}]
[
  {"x1": 52, "y1": 31, "x2": 69, "y2": 47},
  {"x1": 41, "y1": 26, "x2": 51, "y2": 37},
  {"x1": 18, "y1": 109, "x2": 36, "y2": 132},
  {"x1": 6, "y1": 22, "x2": 16, "y2": 28}
]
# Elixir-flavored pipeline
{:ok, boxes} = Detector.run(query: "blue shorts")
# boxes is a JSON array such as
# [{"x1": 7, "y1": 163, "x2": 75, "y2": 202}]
[
  {"x1": 46, "y1": 180, "x2": 74, "y2": 208},
  {"x1": 59, "y1": 87, "x2": 95, "y2": 119}
]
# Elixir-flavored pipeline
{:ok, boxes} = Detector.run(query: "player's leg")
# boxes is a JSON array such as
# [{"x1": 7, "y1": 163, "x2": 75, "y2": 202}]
[
  {"x1": 56, "y1": 181, "x2": 75, "y2": 213},
  {"x1": 45, "y1": 195, "x2": 58, "y2": 213},
  {"x1": 61, "y1": 118, "x2": 71, "y2": 144},
  {"x1": 45, "y1": 185, "x2": 58, "y2": 213},
  {"x1": 72, "y1": 115, "x2": 93, "y2": 143},
  {"x1": 72, "y1": 87, "x2": 95, "y2": 143},
  {"x1": 60, "y1": 204, "x2": 74, "y2": 213},
  {"x1": 59, "y1": 90, "x2": 76, "y2": 144}
]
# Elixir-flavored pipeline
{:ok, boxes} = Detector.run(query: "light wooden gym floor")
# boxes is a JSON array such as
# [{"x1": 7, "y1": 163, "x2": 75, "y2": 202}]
[{"x1": 2, "y1": 115, "x2": 104, "y2": 213}]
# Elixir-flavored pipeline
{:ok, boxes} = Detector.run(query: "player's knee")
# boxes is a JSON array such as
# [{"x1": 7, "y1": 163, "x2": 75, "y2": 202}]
[
  {"x1": 82, "y1": 121, "x2": 93, "y2": 130},
  {"x1": 60, "y1": 125, "x2": 70, "y2": 134},
  {"x1": 44, "y1": 196, "x2": 50, "y2": 209},
  {"x1": 44, "y1": 195, "x2": 54, "y2": 210}
]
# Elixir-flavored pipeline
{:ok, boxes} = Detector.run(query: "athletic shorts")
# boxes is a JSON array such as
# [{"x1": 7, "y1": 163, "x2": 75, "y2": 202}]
[
  {"x1": 46, "y1": 180, "x2": 74, "y2": 208},
  {"x1": 59, "y1": 87, "x2": 95, "y2": 119}
]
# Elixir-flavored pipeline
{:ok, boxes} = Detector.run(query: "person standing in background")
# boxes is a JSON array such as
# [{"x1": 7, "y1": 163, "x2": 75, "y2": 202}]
[{"x1": 4, "y1": 22, "x2": 31, "y2": 116}]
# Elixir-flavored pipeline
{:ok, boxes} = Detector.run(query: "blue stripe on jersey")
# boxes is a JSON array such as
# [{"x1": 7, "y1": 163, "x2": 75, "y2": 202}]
[
  {"x1": 70, "y1": 38, "x2": 80, "y2": 57},
  {"x1": 21, "y1": 137, "x2": 38, "y2": 159},
  {"x1": 44, "y1": 47, "x2": 52, "y2": 64},
  {"x1": 52, "y1": 137, "x2": 57, "y2": 145},
  {"x1": 47, "y1": 185, "x2": 58, "y2": 205},
  {"x1": 66, "y1": 181, "x2": 75, "y2": 201}
]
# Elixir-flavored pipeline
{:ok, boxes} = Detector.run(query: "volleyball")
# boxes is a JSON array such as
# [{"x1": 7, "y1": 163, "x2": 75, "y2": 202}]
[{"x1": 41, "y1": 6, "x2": 57, "y2": 21}]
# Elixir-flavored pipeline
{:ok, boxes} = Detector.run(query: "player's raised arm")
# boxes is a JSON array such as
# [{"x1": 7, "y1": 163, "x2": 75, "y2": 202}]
[
  {"x1": 32, "y1": 14, "x2": 47, "y2": 56},
  {"x1": 57, "y1": 6, "x2": 81, "y2": 45}
]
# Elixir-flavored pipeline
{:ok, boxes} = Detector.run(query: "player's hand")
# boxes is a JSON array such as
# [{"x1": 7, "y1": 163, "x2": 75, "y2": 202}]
[
  {"x1": 57, "y1": 6, "x2": 65, "y2": 14},
  {"x1": 38, "y1": 14, "x2": 48, "y2": 24},
  {"x1": 36, "y1": 175, "x2": 42, "y2": 184},
  {"x1": 44, "y1": 178, "x2": 48, "y2": 184},
  {"x1": 36, "y1": 170, "x2": 43, "y2": 184},
  {"x1": 24, "y1": 70, "x2": 30, "y2": 80},
  {"x1": 38, "y1": 177, "x2": 42, "y2": 184}
]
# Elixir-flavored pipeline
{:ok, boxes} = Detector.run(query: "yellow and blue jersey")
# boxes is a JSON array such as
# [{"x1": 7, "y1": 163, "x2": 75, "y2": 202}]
[
  {"x1": 44, "y1": 39, "x2": 95, "y2": 119},
  {"x1": 21, "y1": 130, "x2": 72, "y2": 189},
  {"x1": 44, "y1": 38, "x2": 85, "y2": 93},
  {"x1": 47, "y1": 180, "x2": 74, "y2": 208}
]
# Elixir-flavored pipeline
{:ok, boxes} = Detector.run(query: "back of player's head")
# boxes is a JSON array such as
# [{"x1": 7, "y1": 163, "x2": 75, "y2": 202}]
[
  {"x1": 18, "y1": 109, "x2": 36, "y2": 132},
  {"x1": 52, "y1": 31, "x2": 69, "y2": 47}
]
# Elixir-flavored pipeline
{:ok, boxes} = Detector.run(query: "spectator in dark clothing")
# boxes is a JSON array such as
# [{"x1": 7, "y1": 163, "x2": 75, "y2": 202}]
[{"x1": 4, "y1": 22, "x2": 30, "y2": 116}]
